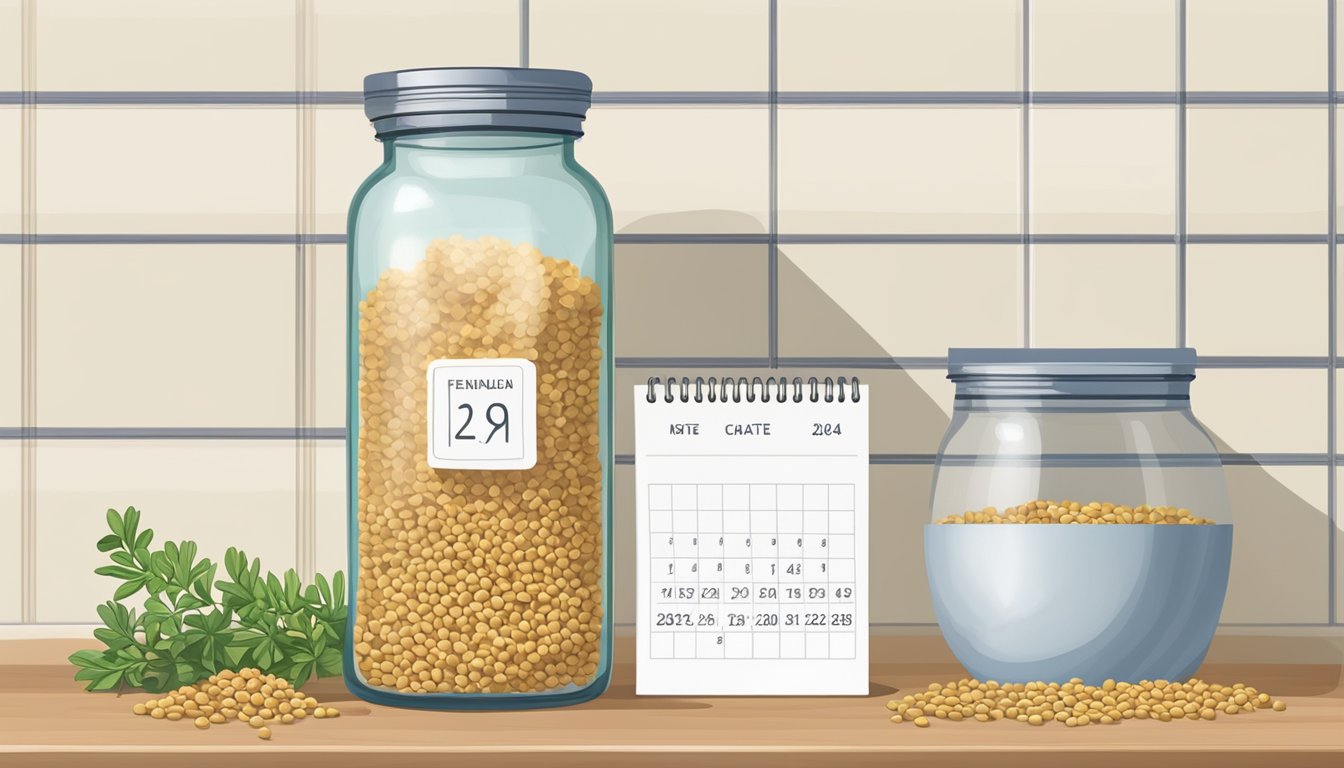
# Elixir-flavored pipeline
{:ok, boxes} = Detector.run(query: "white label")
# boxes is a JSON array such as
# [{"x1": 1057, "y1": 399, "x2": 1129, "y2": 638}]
[{"x1": 426, "y1": 359, "x2": 537, "y2": 470}]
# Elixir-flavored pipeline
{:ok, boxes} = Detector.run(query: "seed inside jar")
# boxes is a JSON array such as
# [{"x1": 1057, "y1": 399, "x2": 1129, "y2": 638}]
[
  {"x1": 886, "y1": 678, "x2": 1285, "y2": 727},
  {"x1": 354, "y1": 235, "x2": 605, "y2": 694},
  {"x1": 130, "y1": 668, "x2": 339, "y2": 740},
  {"x1": 936, "y1": 500, "x2": 1216, "y2": 525}
]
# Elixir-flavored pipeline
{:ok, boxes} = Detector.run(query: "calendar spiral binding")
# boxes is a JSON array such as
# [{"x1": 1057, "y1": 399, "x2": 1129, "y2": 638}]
[{"x1": 644, "y1": 376, "x2": 862, "y2": 404}]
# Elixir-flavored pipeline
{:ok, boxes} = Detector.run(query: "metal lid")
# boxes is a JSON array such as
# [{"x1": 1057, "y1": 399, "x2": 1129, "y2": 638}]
[
  {"x1": 362, "y1": 67, "x2": 593, "y2": 138},
  {"x1": 948, "y1": 348, "x2": 1196, "y2": 380}
]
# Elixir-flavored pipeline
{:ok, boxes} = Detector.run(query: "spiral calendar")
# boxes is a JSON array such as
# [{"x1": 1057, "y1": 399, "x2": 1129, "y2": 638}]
[{"x1": 635, "y1": 377, "x2": 869, "y2": 695}]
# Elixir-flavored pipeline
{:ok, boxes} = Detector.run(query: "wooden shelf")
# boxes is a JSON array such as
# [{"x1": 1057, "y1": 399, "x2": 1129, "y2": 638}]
[{"x1": 2, "y1": 637, "x2": 1341, "y2": 767}]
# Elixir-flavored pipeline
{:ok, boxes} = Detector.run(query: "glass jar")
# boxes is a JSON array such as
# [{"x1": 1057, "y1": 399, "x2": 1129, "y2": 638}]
[
  {"x1": 925, "y1": 348, "x2": 1232, "y2": 685},
  {"x1": 344, "y1": 68, "x2": 612, "y2": 709}
]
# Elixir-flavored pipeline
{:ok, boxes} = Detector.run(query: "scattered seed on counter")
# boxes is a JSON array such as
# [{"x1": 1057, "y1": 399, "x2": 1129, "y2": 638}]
[
  {"x1": 130, "y1": 667, "x2": 341, "y2": 740},
  {"x1": 936, "y1": 500, "x2": 1217, "y2": 525},
  {"x1": 885, "y1": 678, "x2": 1285, "y2": 727},
  {"x1": 354, "y1": 235, "x2": 605, "y2": 695}
]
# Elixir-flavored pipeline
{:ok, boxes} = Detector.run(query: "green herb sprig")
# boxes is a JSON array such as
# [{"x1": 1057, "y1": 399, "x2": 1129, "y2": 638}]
[{"x1": 69, "y1": 507, "x2": 346, "y2": 693}]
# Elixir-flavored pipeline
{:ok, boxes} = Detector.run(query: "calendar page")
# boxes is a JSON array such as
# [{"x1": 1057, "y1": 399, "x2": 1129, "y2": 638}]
[{"x1": 634, "y1": 381, "x2": 869, "y2": 695}]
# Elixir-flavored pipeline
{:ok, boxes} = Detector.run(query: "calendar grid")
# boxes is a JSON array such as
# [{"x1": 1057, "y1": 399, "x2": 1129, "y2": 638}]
[{"x1": 648, "y1": 482, "x2": 857, "y2": 661}]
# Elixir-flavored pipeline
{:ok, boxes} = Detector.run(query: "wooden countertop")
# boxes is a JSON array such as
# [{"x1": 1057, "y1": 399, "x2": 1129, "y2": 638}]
[{"x1": 2, "y1": 636, "x2": 1341, "y2": 767}]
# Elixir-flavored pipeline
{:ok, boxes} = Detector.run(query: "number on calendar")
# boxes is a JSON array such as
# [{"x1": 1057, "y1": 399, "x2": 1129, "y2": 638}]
[
  {"x1": 727, "y1": 613, "x2": 746, "y2": 627},
  {"x1": 701, "y1": 586, "x2": 720, "y2": 599},
  {"x1": 786, "y1": 587, "x2": 801, "y2": 599},
  {"x1": 754, "y1": 613, "x2": 779, "y2": 627},
  {"x1": 758, "y1": 586, "x2": 777, "y2": 599},
  {"x1": 834, "y1": 586, "x2": 852, "y2": 599},
  {"x1": 831, "y1": 613, "x2": 854, "y2": 626},
  {"x1": 655, "y1": 613, "x2": 693, "y2": 626},
  {"x1": 677, "y1": 587, "x2": 694, "y2": 599},
  {"x1": 808, "y1": 587, "x2": 825, "y2": 599},
  {"x1": 731, "y1": 587, "x2": 750, "y2": 600},
  {"x1": 784, "y1": 613, "x2": 800, "y2": 626},
  {"x1": 804, "y1": 613, "x2": 828, "y2": 626},
  {"x1": 698, "y1": 613, "x2": 716, "y2": 626},
  {"x1": 785, "y1": 563, "x2": 800, "y2": 575}
]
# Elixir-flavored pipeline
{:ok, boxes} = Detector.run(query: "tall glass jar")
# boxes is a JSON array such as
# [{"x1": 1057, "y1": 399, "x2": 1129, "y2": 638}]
[
  {"x1": 344, "y1": 68, "x2": 612, "y2": 709},
  {"x1": 926, "y1": 349, "x2": 1232, "y2": 685}
]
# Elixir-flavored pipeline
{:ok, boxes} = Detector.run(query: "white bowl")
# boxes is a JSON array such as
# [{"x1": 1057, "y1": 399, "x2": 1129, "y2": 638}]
[{"x1": 924, "y1": 524, "x2": 1232, "y2": 685}]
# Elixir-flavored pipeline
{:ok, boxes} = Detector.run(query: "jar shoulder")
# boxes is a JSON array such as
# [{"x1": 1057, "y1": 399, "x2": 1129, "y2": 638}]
[{"x1": 939, "y1": 407, "x2": 1220, "y2": 456}]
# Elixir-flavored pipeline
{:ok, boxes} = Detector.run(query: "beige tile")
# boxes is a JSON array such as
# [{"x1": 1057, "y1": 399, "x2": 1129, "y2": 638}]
[
  {"x1": 614, "y1": 464, "x2": 634, "y2": 625},
  {"x1": 1187, "y1": 107, "x2": 1327, "y2": 235},
  {"x1": 0, "y1": 442, "x2": 18, "y2": 622},
  {"x1": 36, "y1": 244, "x2": 296, "y2": 428},
  {"x1": 580, "y1": 106, "x2": 768, "y2": 234},
  {"x1": 615, "y1": 244, "x2": 768, "y2": 358},
  {"x1": 1030, "y1": 244, "x2": 1177, "y2": 347},
  {"x1": 315, "y1": 245, "x2": 347, "y2": 428},
  {"x1": 313, "y1": 0, "x2": 518, "y2": 92},
  {"x1": 1030, "y1": 107, "x2": 1176, "y2": 234},
  {"x1": 0, "y1": 246, "x2": 17, "y2": 428},
  {"x1": 0, "y1": 107, "x2": 18, "y2": 234},
  {"x1": 34, "y1": 440, "x2": 297, "y2": 623},
  {"x1": 1187, "y1": 0, "x2": 1326, "y2": 91},
  {"x1": 1337, "y1": 471, "x2": 1344, "y2": 623},
  {"x1": 315, "y1": 441, "x2": 347, "y2": 580},
  {"x1": 1220, "y1": 466, "x2": 1327, "y2": 623},
  {"x1": 0, "y1": 0, "x2": 17, "y2": 91},
  {"x1": 531, "y1": 0, "x2": 766, "y2": 92},
  {"x1": 315, "y1": 106, "x2": 380, "y2": 234},
  {"x1": 615, "y1": 367, "x2": 954, "y2": 458},
  {"x1": 36, "y1": 0, "x2": 295, "y2": 90},
  {"x1": 778, "y1": 0, "x2": 1019, "y2": 91},
  {"x1": 779, "y1": 244, "x2": 1022, "y2": 356},
  {"x1": 1031, "y1": 0, "x2": 1176, "y2": 91},
  {"x1": 778, "y1": 107, "x2": 1020, "y2": 234},
  {"x1": 872, "y1": 464, "x2": 937, "y2": 623},
  {"x1": 1187, "y1": 244, "x2": 1326, "y2": 357},
  {"x1": 1191, "y1": 369, "x2": 1326, "y2": 454},
  {"x1": 36, "y1": 107, "x2": 296, "y2": 234}
]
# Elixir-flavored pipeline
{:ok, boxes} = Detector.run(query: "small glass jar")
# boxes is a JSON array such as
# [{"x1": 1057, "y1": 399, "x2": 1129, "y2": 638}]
[
  {"x1": 926, "y1": 349, "x2": 1232, "y2": 685},
  {"x1": 344, "y1": 68, "x2": 612, "y2": 709}
]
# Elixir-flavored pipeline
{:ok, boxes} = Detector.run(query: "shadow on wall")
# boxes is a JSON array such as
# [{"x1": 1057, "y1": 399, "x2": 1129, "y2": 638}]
[{"x1": 614, "y1": 213, "x2": 1330, "y2": 635}]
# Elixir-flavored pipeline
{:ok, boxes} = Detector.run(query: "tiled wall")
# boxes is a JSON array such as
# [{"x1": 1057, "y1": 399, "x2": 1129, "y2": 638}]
[{"x1": 1, "y1": 0, "x2": 1342, "y2": 634}]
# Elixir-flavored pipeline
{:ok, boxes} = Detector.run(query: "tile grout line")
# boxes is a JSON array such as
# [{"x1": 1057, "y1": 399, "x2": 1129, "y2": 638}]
[
  {"x1": 1021, "y1": 0, "x2": 1032, "y2": 348},
  {"x1": 19, "y1": 0, "x2": 36, "y2": 625},
  {"x1": 1329, "y1": 0, "x2": 1338, "y2": 627},
  {"x1": 295, "y1": 0, "x2": 317, "y2": 582},
  {"x1": 6, "y1": 232, "x2": 1344, "y2": 246},
  {"x1": 519, "y1": 0, "x2": 529, "y2": 68},
  {"x1": 1177, "y1": 0, "x2": 1188, "y2": 348},
  {"x1": 767, "y1": 0, "x2": 778, "y2": 369}
]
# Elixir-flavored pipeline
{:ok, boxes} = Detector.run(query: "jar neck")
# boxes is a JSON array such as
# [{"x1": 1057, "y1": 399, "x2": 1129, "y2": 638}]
[{"x1": 384, "y1": 130, "x2": 575, "y2": 175}]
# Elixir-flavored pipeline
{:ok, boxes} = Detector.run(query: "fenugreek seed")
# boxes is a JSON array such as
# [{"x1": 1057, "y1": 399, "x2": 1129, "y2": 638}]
[
  {"x1": 354, "y1": 237, "x2": 605, "y2": 694},
  {"x1": 258, "y1": 727, "x2": 272, "y2": 741},
  {"x1": 915, "y1": 717, "x2": 930, "y2": 727},
  {"x1": 132, "y1": 703, "x2": 147, "y2": 716},
  {"x1": 249, "y1": 715, "x2": 265, "y2": 729},
  {"x1": 194, "y1": 717, "x2": 209, "y2": 730}
]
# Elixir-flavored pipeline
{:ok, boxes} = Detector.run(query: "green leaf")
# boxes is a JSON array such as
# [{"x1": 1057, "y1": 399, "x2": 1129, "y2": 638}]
[
  {"x1": 105, "y1": 509, "x2": 124, "y2": 539},
  {"x1": 94, "y1": 564, "x2": 144, "y2": 581},
  {"x1": 113, "y1": 579, "x2": 145, "y2": 601},
  {"x1": 97, "y1": 534, "x2": 123, "y2": 553},
  {"x1": 123, "y1": 507, "x2": 140, "y2": 545},
  {"x1": 134, "y1": 530, "x2": 153, "y2": 551}
]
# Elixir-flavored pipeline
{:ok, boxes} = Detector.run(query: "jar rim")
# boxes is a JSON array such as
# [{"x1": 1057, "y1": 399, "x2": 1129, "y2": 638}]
[
  {"x1": 948, "y1": 347, "x2": 1196, "y2": 381},
  {"x1": 363, "y1": 67, "x2": 593, "y2": 139}
]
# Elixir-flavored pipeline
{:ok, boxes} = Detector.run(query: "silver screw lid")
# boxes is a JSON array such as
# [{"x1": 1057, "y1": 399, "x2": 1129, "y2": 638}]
[{"x1": 362, "y1": 67, "x2": 593, "y2": 138}]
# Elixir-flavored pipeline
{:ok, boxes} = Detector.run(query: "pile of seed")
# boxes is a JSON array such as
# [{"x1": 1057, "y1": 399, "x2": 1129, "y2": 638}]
[
  {"x1": 354, "y1": 235, "x2": 604, "y2": 695},
  {"x1": 131, "y1": 668, "x2": 339, "y2": 740},
  {"x1": 887, "y1": 677, "x2": 1285, "y2": 727},
  {"x1": 936, "y1": 500, "x2": 1217, "y2": 525}
]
